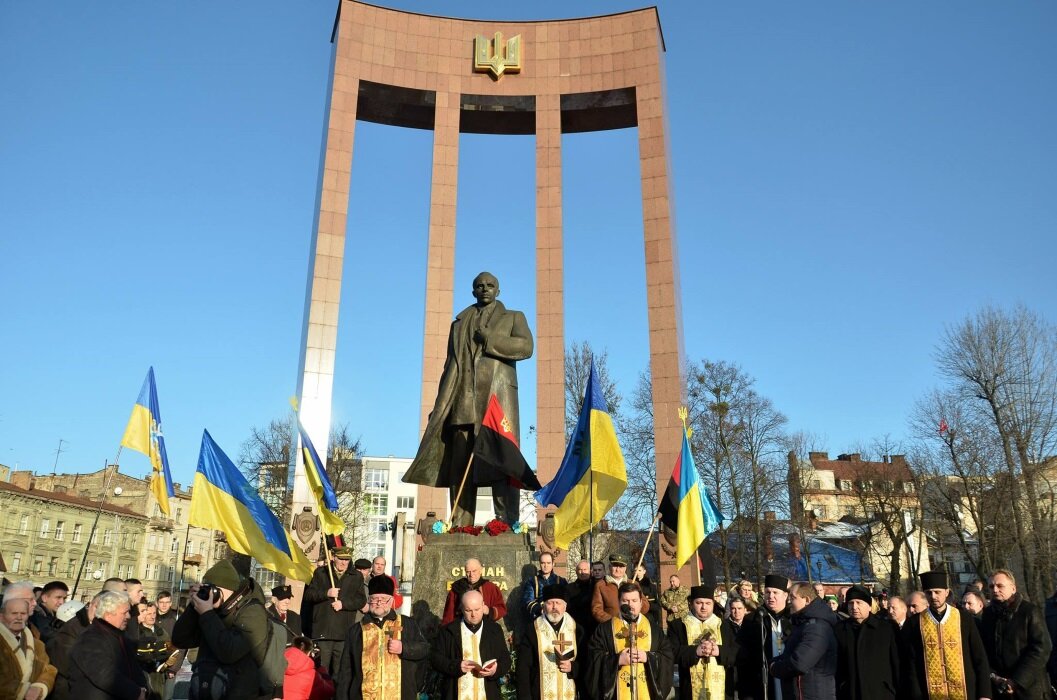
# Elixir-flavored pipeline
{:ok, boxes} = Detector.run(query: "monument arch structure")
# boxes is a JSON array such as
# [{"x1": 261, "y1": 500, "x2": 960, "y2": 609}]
[{"x1": 294, "y1": 1, "x2": 687, "y2": 576}]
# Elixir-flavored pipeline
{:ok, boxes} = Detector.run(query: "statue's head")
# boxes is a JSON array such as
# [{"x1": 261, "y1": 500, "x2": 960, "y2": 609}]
[{"x1": 472, "y1": 272, "x2": 499, "y2": 306}]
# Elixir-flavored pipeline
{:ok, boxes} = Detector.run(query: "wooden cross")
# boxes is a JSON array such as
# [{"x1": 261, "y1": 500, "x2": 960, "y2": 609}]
[
  {"x1": 389, "y1": 616, "x2": 403, "y2": 642},
  {"x1": 552, "y1": 634, "x2": 573, "y2": 657}
]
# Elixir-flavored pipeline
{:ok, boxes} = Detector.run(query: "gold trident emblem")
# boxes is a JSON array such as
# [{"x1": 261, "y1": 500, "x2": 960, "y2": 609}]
[{"x1": 473, "y1": 31, "x2": 522, "y2": 79}]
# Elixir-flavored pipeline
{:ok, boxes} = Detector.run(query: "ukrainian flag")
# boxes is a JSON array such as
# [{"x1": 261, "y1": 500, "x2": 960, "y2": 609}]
[
  {"x1": 297, "y1": 421, "x2": 345, "y2": 536},
  {"x1": 190, "y1": 430, "x2": 314, "y2": 582},
  {"x1": 535, "y1": 360, "x2": 626, "y2": 549},
  {"x1": 120, "y1": 368, "x2": 174, "y2": 516},
  {"x1": 659, "y1": 427, "x2": 723, "y2": 568}
]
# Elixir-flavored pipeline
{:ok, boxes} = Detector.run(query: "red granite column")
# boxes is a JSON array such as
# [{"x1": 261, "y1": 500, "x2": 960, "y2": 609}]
[
  {"x1": 638, "y1": 53, "x2": 690, "y2": 584},
  {"x1": 535, "y1": 93, "x2": 564, "y2": 545},
  {"x1": 417, "y1": 91, "x2": 461, "y2": 520}
]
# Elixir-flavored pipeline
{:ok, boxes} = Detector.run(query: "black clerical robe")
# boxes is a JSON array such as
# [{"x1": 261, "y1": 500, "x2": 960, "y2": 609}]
[
  {"x1": 516, "y1": 613, "x2": 584, "y2": 700},
  {"x1": 668, "y1": 615, "x2": 740, "y2": 700},
  {"x1": 902, "y1": 607, "x2": 991, "y2": 700},
  {"x1": 335, "y1": 611, "x2": 427, "y2": 700},
  {"x1": 586, "y1": 616, "x2": 675, "y2": 700},
  {"x1": 736, "y1": 608, "x2": 792, "y2": 700},
  {"x1": 265, "y1": 604, "x2": 302, "y2": 644},
  {"x1": 430, "y1": 617, "x2": 512, "y2": 700}
]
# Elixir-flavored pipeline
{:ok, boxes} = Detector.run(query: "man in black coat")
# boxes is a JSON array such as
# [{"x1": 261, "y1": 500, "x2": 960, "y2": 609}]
[
  {"x1": 585, "y1": 581, "x2": 674, "y2": 700},
  {"x1": 266, "y1": 584, "x2": 302, "y2": 643},
  {"x1": 736, "y1": 574, "x2": 793, "y2": 700},
  {"x1": 834, "y1": 585, "x2": 900, "y2": 700},
  {"x1": 303, "y1": 546, "x2": 368, "y2": 675},
  {"x1": 769, "y1": 582, "x2": 838, "y2": 700},
  {"x1": 67, "y1": 590, "x2": 150, "y2": 700},
  {"x1": 980, "y1": 569, "x2": 1051, "y2": 700},
  {"x1": 903, "y1": 570, "x2": 990, "y2": 700},
  {"x1": 336, "y1": 575, "x2": 429, "y2": 699},
  {"x1": 517, "y1": 584, "x2": 583, "y2": 700},
  {"x1": 430, "y1": 589, "x2": 512, "y2": 700},
  {"x1": 668, "y1": 584, "x2": 739, "y2": 700}
]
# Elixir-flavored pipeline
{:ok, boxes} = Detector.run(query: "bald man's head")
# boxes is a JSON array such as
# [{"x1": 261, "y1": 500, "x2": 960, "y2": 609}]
[{"x1": 462, "y1": 590, "x2": 486, "y2": 625}]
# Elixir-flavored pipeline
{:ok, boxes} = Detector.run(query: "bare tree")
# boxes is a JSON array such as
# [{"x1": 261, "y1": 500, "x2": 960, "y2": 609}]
[
  {"x1": 624, "y1": 359, "x2": 788, "y2": 587},
  {"x1": 935, "y1": 305, "x2": 1057, "y2": 602}
]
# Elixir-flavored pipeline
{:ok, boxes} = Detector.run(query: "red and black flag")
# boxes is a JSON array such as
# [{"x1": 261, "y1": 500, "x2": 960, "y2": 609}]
[{"x1": 474, "y1": 394, "x2": 542, "y2": 491}]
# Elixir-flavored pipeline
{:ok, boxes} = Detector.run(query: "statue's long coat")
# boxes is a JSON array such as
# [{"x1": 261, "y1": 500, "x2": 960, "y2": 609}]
[{"x1": 404, "y1": 300, "x2": 533, "y2": 488}]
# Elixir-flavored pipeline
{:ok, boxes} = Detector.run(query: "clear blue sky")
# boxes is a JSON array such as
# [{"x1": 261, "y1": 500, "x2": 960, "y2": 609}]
[{"x1": 2, "y1": 1, "x2": 1054, "y2": 488}]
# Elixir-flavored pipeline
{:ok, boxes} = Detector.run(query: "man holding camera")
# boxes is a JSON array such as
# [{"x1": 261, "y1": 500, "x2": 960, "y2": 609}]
[
  {"x1": 303, "y1": 546, "x2": 368, "y2": 676},
  {"x1": 171, "y1": 560, "x2": 272, "y2": 700}
]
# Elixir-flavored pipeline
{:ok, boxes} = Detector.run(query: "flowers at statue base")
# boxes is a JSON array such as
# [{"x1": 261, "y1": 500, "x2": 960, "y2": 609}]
[
  {"x1": 511, "y1": 521, "x2": 531, "y2": 534},
  {"x1": 484, "y1": 519, "x2": 510, "y2": 536},
  {"x1": 430, "y1": 521, "x2": 450, "y2": 534},
  {"x1": 451, "y1": 524, "x2": 484, "y2": 536}
]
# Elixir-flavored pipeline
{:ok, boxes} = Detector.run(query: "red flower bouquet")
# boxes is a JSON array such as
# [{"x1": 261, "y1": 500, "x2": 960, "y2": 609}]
[{"x1": 484, "y1": 519, "x2": 510, "y2": 536}]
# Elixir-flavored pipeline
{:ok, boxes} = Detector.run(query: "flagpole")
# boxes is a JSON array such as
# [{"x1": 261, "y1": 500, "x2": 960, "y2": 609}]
[
  {"x1": 319, "y1": 532, "x2": 337, "y2": 590},
  {"x1": 447, "y1": 453, "x2": 476, "y2": 530},
  {"x1": 635, "y1": 513, "x2": 662, "y2": 574},
  {"x1": 588, "y1": 468, "x2": 594, "y2": 562},
  {"x1": 72, "y1": 456, "x2": 119, "y2": 598}
]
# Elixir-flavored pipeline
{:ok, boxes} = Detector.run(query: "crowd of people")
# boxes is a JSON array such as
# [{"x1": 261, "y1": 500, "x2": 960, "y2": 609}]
[{"x1": 4, "y1": 550, "x2": 1057, "y2": 700}]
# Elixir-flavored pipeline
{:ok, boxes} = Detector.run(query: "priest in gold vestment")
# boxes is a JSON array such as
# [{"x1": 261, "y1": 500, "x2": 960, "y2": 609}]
[
  {"x1": 336, "y1": 575, "x2": 428, "y2": 700},
  {"x1": 516, "y1": 584, "x2": 584, "y2": 700},
  {"x1": 903, "y1": 570, "x2": 991, "y2": 700},
  {"x1": 668, "y1": 584, "x2": 739, "y2": 700},
  {"x1": 586, "y1": 581, "x2": 674, "y2": 700}
]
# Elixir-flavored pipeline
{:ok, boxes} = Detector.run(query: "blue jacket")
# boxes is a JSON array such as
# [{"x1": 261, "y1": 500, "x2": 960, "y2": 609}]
[
  {"x1": 771, "y1": 597, "x2": 838, "y2": 700},
  {"x1": 522, "y1": 572, "x2": 567, "y2": 618}
]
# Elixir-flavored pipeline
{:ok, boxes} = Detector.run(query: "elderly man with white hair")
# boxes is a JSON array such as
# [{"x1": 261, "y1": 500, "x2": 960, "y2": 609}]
[
  {"x1": 67, "y1": 590, "x2": 149, "y2": 700},
  {"x1": 517, "y1": 584, "x2": 582, "y2": 700},
  {"x1": 0, "y1": 592, "x2": 57, "y2": 700}
]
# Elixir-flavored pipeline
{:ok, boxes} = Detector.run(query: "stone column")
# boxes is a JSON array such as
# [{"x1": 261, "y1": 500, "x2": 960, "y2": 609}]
[
  {"x1": 638, "y1": 60, "x2": 689, "y2": 584},
  {"x1": 534, "y1": 93, "x2": 564, "y2": 537},
  {"x1": 416, "y1": 92, "x2": 461, "y2": 519},
  {"x1": 294, "y1": 51, "x2": 358, "y2": 513}
]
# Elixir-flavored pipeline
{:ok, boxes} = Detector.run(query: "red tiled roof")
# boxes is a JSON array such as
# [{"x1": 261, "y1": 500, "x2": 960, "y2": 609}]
[
  {"x1": 0, "y1": 480, "x2": 147, "y2": 519},
  {"x1": 808, "y1": 454, "x2": 913, "y2": 482}
]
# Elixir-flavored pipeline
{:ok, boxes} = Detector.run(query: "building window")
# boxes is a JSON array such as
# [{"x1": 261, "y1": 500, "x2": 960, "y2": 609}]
[
  {"x1": 817, "y1": 506, "x2": 827, "y2": 518},
  {"x1": 840, "y1": 480, "x2": 852, "y2": 490},
  {"x1": 18, "y1": 515, "x2": 28, "y2": 535},
  {"x1": 366, "y1": 494, "x2": 389, "y2": 515},
  {"x1": 121, "y1": 532, "x2": 128, "y2": 548},
  {"x1": 371, "y1": 517, "x2": 389, "y2": 535},
  {"x1": 364, "y1": 468, "x2": 388, "y2": 491},
  {"x1": 72, "y1": 523, "x2": 82, "y2": 543},
  {"x1": 48, "y1": 557, "x2": 58, "y2": 575},
  {"x1": 103, "y1": 529, "x2": 113, "y2": 546},
  {"x1": 54, "y1": 521, "x2": 65, "y2": 540},
  {"x1": 810, "y1": 480, "x2": 821, "y2": 490},
  {"x1": 11, "y1": 553, "x2": 21, "y2": 572},
  {"x1": 39, "y1": 518, "x2": 51, "y2": 538},
  {"x1": 171, "y1": 537, "x2": 178, "y2": 553},
  {"x1": 176, "y1": 507, "x2": 182, "y2": 521},
  {"x1": 66, "y1": 558, "x2": 75, "y2": 576},
  {"x1": 32, "y1": 555, "x2": 43, "y2": 574},
  {"x1": 149, "y1": 534, "x2": 157, "y2": 551},
  {"x1": 903, "y1": 482, "x2": 915, "y2": 493},
  {"x1": 396, "y1": 496, "x2": 416, "y2": 509}
]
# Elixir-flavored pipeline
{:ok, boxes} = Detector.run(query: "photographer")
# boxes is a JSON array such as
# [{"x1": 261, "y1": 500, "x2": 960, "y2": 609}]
[{"x1": 171, "y1": 560, "x2": 273, "y2": 700}]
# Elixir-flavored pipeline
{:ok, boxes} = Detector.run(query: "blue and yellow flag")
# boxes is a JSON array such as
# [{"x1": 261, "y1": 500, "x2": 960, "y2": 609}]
[
  {"x1": 297, "y1": 421, "x2": 345, "y2": 536},
  {"x1": 120, "y1": 367, "x2": 174, "y2": 516},
  {"x1": 535, "y1": 360, "x2": 626, "y2": 549},
  {"x1": 659, "y1": 425, "x2": 723, "y2": 568},
  {"x1": 190, "y1": 430, "x2": 313, "y2": 582}
]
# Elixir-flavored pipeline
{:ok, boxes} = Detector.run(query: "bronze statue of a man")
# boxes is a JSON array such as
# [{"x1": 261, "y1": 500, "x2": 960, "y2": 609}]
[{"x1": 403, "y1": 272, "x2": 533, "y2": 526}]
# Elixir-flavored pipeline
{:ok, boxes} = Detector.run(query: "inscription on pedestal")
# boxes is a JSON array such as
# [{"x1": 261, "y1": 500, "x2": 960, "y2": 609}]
[{"x1": 411, "y1": 531, "x2": 536, "y2": 639}]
